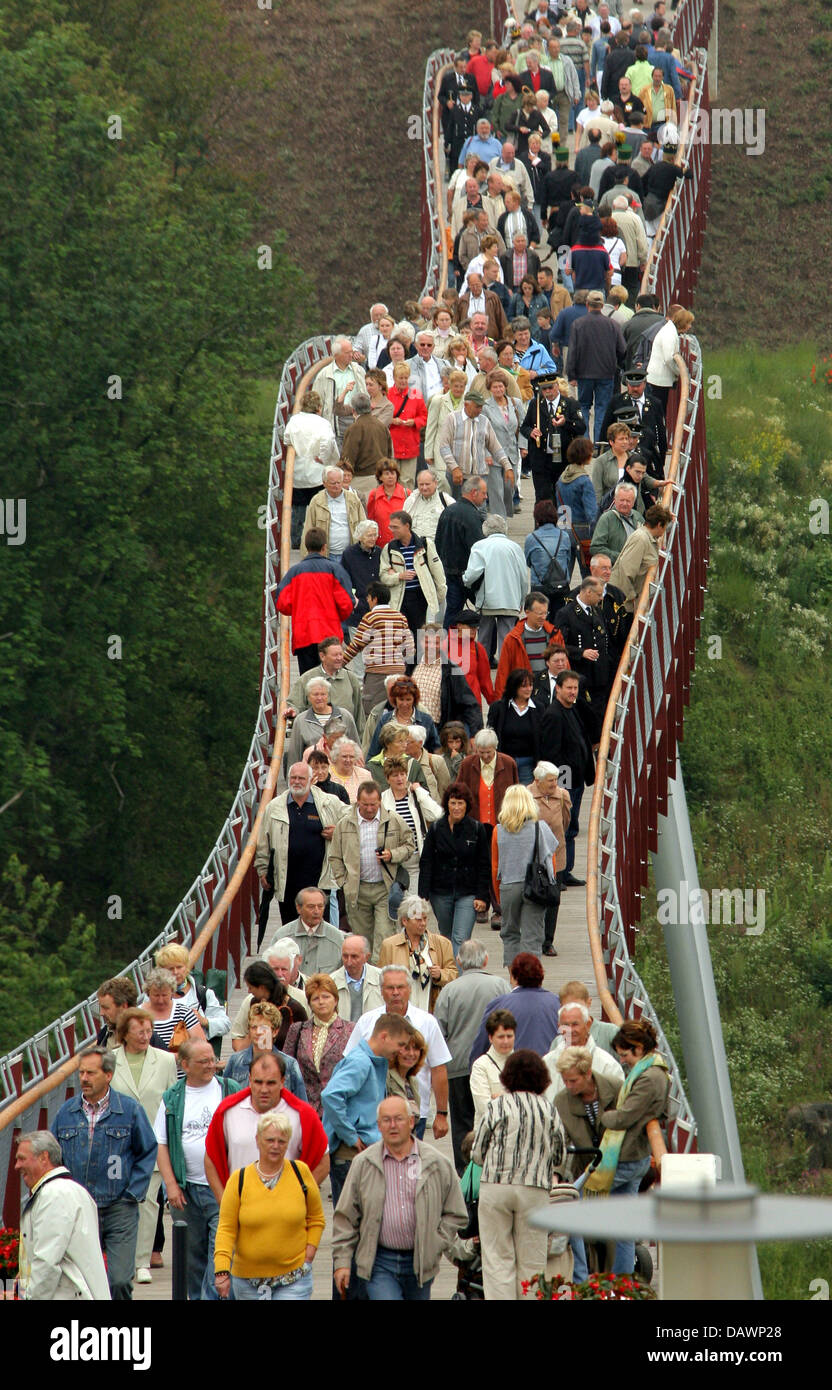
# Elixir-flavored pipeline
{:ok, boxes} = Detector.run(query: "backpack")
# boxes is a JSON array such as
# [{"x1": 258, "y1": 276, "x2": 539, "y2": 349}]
[
  {"x1": 534, "y1": 532, "x2": 570, "y2": 605},
  {"x1": 625, "y1": 318, "x2": 663, "y2": 372}
]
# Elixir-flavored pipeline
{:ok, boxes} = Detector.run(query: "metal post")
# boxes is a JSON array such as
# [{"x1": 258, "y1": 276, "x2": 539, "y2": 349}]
[
  {"x1": 171, "y1": 1218, "x2": 189, "y2": 1301},
  {"x1": 651, "y1": 754, "x2": 762, "y2": 1298}
]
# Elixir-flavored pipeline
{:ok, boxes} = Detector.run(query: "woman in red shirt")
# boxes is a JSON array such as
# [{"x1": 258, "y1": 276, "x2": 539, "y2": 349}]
[
  {"x1": 366, "y1": 459, "x2": 409, "y2": 548},
  {"x1": 386, "y1": 363, "x2": 428, "y2": 490}
]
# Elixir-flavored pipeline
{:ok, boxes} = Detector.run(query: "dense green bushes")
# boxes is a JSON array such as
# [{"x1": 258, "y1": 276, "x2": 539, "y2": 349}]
[
  {"x1": 0, "y1": 0, "x2": 308, "y2": 1022},
  {"x1": 637, "y1": 346, "x2": 832, "y2": 1297}
]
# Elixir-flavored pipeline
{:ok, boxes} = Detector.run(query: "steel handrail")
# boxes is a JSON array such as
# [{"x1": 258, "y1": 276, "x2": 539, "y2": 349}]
[{"x1": 585, "y1": 352, "x2": 691, "y2": 1023}]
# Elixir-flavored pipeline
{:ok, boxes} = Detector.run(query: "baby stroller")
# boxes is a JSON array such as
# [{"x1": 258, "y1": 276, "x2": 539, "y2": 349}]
[{"x1": 449, "y1": 1159, "x2": 484, "y2": 1301}]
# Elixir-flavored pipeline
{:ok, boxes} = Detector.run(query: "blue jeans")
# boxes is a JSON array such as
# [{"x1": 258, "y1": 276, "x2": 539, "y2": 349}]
[
  {"x1": 431, "y1": 893, "x2": 476, "y2": 959},
  {"x1": 232, "y1": 1268, "x2": 314, "y2": 1300},
  {"x1": 362, "y1": 1246, "x2": 433, "y2": 1301},
  {"x1": 571, "y1": 1237, "x2": 589, "y2": 1283},
  {"x1": 610, "y1": 1156, "x2": 652, "y2": 1274},
  {"x1": 98, "y1": 1196, "x2": 140, "y2": 1301},
  {"x1": 329, "y1": 1156, "x2": 352, "y2": 1209},
  {"x1": 515, "y1": 756, "x2": 534, "y2": 785},
  {"x1": 182, "y1": 1181, "x2": 221, "y2": 1301},
  {"x1": 577, "y1": 377, "x2": 616, "y2": 444}
]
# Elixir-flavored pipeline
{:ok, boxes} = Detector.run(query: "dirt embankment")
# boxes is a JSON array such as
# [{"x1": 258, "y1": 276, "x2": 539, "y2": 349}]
[
  {"x1": 694, "y1": 0, "x2": 831, "y2": 348},
  {"x1": 220, "y1": 0, "x2": 482, "y2": 341}
]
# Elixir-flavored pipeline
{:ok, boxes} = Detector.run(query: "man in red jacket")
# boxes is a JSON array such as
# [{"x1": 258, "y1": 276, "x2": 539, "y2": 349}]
[
  {"x1": 495, "y1": 590, "x2": 564, "y2": 696},
  {"x1": 203, "y1": 1053, "x2": 329, "y2": 1198},
  {"x1": 467, "y1": 40, "x2": 499, "y2": 100},
  {"x1": 276, "y1": 527, "x2": 355, "y2": 673}
]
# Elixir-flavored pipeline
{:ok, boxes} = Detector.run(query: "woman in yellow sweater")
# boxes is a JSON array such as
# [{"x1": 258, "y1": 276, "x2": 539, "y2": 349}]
[{"x1": 214, "y1": 1111, "x2": 325, "y2": 1301}]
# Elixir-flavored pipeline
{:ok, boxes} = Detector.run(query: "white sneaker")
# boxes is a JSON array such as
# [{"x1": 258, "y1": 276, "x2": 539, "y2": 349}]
[{"x1": 136, "y1": 1268, "x2": 152, "y2": 1284}]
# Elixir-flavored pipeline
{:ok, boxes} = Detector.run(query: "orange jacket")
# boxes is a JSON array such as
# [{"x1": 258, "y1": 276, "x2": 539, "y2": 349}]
[{"x1": 494, "y1": 618, "x2": 564, "y2": 697}]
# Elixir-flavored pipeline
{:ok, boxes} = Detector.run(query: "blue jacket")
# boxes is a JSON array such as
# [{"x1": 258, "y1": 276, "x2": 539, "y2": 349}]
[
  {"x1": 222, "y1": 1045, "x2": 308, "y2": 1102},
  {"x1": 320, "y1": 1039, "x2": 388, "y2": 1151},
  {"x1": 552, "y1": 303, "x2": 588, "y2": 355},
  {"x1": 647, "y1": 46, "x2": 682, "y2": 99},
  {"x1": 52, "y1": 1088, "x2": 158, "y2": 1207},
  {"x1": 557, "y1": 472, "x2": 599, "y2": 530},
  {"x1": 368, "y1": 705, "x2": 440, "y2": 758},
  {"x1": 525, "y1": 523, "x2": 573, "y2": 589},
  {"x1": 469, "y1": 987, "x2": 561, "y2": 1065},
  {"x1": 519, "y1": 340, "x2": 558, "y2": 376}
]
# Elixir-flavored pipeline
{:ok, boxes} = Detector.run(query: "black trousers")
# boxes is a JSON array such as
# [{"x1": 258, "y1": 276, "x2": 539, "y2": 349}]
[
  {"x1": 448, "y1": 1074, "x2": 476, "y2": 1175},
  {"x1": 401, "y1": 588, "x2": 428, "y2": 671},
  {"x1": 532, "y1": 469, "x2": 556, "y2": 505},
  {"x1": 295, "y1": 642, "x2": 322, "y2": 674}
]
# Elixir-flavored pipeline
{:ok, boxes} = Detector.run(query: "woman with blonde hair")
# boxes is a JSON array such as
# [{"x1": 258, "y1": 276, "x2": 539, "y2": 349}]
[
  {"x1": 153, "y1": 942, "x2": 230, "y2": 1047},
  {"x1": 214, "y1": 1110, "x2": 325, "y2": 1301},
  {"x1": 492, "y1": 784, "x2": 558, "y2": 965},
  {"x1": 385, "y1": 1028, "x2": 429, "y2": 1124},
  {"x1": 386, "y1": 362, "x2": 428, "y2": 489},
  {"x1": 446, "y1": 336, "x2": 478, "y2": 386}
]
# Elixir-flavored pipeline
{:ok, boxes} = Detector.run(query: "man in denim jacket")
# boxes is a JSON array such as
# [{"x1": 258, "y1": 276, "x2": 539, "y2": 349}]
[{"x1": 52, "y1": 1046, "x2": 157, "y2": 1300}]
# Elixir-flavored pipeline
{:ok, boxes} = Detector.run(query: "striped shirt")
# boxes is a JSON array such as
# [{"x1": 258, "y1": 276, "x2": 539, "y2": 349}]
[
  {"x1": 393, "y1": 795, "x2": 417, "y2": 837},
  {"x1": 343, "y1": 605, "x2": 414, "y2": 673},
  {"x1": 379, "y1": 1143, "x2": 421, "y2": 1249},
  {"x1": 399, "y1": 542, "x2": 420, "y2": 590},
  {"x1": 523, "y1": 623, "x2": 549, "y2": 673},
  {"x1": 472, "y1": 1091, "x2": 565, "y2": 1188},
  {"x1": 147, "y1": 1003, "x2": 199, "y2": 1076}
]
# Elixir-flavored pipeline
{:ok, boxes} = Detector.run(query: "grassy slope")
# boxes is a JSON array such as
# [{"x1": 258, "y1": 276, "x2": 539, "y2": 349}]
[
  {"x1": 636, "y1": 346, "x2": 832, "y2": 1297},
  {"x1": 696, "y1": 0, "x2": 832, "y2": 347}
]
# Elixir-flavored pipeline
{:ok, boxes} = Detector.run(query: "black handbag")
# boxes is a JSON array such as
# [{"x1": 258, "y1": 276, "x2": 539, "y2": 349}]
[
  {"x1": 523, "y1": 823, "x2": 560, "y2": 907},
  {"x1": 380, "y1": 817, "x2": 410, "y2": 920}
]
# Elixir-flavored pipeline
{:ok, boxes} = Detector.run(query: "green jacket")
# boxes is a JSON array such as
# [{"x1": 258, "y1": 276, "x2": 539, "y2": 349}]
[{"x1": 160, "y1": 1076, "x2": 241, "y2": 1188}]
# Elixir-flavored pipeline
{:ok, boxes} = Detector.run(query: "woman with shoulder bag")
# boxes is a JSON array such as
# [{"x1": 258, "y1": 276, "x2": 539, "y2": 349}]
[
  {"x1": 556, "y1": 437, "x2": 598, "y2": 579},
  {"x1": 524, "y1": 498, "x2": 574, "y2": 620},
  {"x1": 492, "y1": 785, "x2": 558, "y2": 965}
]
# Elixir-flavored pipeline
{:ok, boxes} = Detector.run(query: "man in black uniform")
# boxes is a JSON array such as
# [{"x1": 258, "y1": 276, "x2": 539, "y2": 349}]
[
  {"x1": 539, "y1": 669, "x2": 596, "y2": 885},
  {"x1": 552, "y1": 578, "x2": 613, "y2": 722},
  {"x1": 588, "y1": 554, "x2": 629, "y2": 667},
  {"x1": 448, "y1": 87, "x2": 479, "y2": 168},
  {"x1": 519, "y1": 372, "x2": 586, "y2": 503},
  {"x1": 598, "y1": 369, "x2": 665, "y2": 474}
]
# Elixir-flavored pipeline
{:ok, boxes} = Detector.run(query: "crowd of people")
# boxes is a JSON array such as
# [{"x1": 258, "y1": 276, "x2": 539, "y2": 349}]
[
  {"x1": 13, "y1": 5, "x2": 696, "y2": 1306},
  {"x1": 17, "y1": 952, "x2": 668, "y2": 1303}
]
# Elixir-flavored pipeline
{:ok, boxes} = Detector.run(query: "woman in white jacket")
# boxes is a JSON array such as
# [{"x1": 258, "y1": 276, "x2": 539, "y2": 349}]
[{"x1": 469, "y1": 1007, "x2": 517, "y2": 1119}]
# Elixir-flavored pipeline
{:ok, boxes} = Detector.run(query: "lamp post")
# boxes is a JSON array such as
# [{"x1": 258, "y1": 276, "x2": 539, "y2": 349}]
[{"x1": 530, "y1": 1183, "x2": 832, "y2": 1299}]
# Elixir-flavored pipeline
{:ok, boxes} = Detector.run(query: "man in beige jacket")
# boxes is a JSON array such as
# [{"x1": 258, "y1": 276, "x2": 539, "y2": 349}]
[
  {"x1": 329, "y1": 782, "x2": 414, "y2": 961},
  {"x1": 300, "y1": 466, "x2": 366, "y2": 566},
  {"x1": 332, "y1": 1095, "x2": 467, "y2": 1299},
  {"x1": 255, "y1": 763, "x2": 346, "y2": 945},
  {"x1": 610, "y1": 502, "x2": 673, "y2": 613}
]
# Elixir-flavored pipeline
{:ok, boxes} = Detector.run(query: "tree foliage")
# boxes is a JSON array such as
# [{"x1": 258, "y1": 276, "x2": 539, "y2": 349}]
[
  {"x1": 0, "y1": 1, "x2": 308, "y2": 986},
  {"x1": 0, "y1": 856, "x2": 100, "y2": 1052}
]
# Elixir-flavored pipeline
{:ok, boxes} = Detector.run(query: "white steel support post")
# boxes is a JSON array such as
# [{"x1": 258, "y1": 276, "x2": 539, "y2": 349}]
[{"x1": 651, "y1": 754, "x2": 762, "y2": 1297}]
